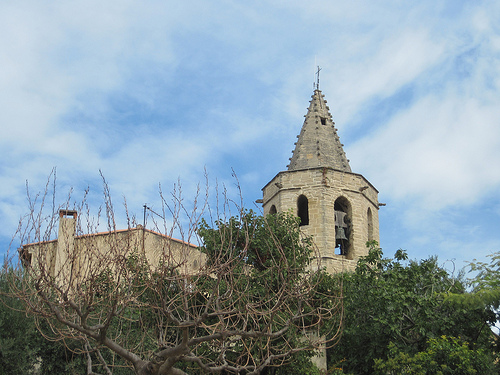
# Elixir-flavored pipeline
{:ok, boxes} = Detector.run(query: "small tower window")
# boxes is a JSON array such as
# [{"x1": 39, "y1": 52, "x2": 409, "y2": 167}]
[
  {"x1": 320, "y1": 117, "x2": 326, "y2": 125},
  {"x1": 367, "y1": 208, "x2": 373, "y2": 242},
  {"x1": 269, "y1": 205, "x2": 277, "y2": 215},
  {"x1": 297, "y1": 195, "x2": 309, "y2": 226}
]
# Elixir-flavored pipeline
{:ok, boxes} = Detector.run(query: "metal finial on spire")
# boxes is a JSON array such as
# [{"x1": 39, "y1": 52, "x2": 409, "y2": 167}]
[{"x1": 315, "y1": 66, "x2": 321, "y2": 90}]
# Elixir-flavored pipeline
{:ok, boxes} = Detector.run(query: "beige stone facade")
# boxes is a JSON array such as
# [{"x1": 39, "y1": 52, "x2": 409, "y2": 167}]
[{"x1": 21, "y1": 210, "x2": 205, "y2": 282}]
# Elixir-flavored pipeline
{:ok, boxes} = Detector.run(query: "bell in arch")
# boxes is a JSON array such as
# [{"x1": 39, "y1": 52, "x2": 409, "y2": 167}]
[{"x1": 336, "y1": 226, "x2": 348, "y2": 240}]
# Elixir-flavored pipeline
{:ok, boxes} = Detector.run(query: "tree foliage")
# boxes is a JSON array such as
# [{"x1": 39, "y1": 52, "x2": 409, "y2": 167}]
[
  {"x1": 198, "y1": 210, "x2": 340, "y2": 375},
  {"x1": 329, "y1": 242, "x2": 496, "y2": 374},
  {"x1": 0, "y1": 268, "x2": 90, "y2": 374},
  {"x1": 468, "y1": 251, "x2": 500, "y2": 293},
  {"x1": 0, "y1": 268, "x2": 39, "y2": 374},
  {"x1": 373, "y1": 336, "x2": 496, "y2": 375},
  {"x1": 456, "y1": 251, "x2": 500, "y2": 315}
]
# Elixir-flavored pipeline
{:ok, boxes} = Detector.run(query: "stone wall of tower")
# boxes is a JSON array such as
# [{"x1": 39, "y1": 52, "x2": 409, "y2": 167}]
[{"x1": 262, "y1": 167, "x2": 379, "y2": 273}]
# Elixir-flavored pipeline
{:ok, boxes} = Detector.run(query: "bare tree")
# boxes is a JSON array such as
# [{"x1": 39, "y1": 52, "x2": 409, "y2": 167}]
[{"x1": 3, "y1": 173, "x2": 342, "y2": 375}]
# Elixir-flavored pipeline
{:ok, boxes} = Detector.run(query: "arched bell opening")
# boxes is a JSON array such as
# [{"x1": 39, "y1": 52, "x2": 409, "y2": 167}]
[
  {"x1": 297, "y1": 195, "x2": 309, "y2": 226},
  {"x1": 334, "y1": 197, "x2": 352, "y2": 256}
]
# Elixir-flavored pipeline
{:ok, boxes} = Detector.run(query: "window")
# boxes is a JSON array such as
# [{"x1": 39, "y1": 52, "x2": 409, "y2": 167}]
[
  {"x1": 269, "y1": 205, "x2": 277, "y2": 215},
  {"x1": 19, "y1": 247, "x2": 32, "y2": 267},
  {"x1": 320, "y1": 117, "x2": 326, "y2": 125},
  {"x1": 367, "y1": 208, "x2": 373, "y2": 241},
  {"x1": 297, "y1": 195, "x2": 309, "y2": 226}
]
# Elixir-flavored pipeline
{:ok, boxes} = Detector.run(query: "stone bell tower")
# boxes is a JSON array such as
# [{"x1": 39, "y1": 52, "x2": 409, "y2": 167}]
[{"x1": 261, "y1": 86, "x2": 380, "y2": 273}]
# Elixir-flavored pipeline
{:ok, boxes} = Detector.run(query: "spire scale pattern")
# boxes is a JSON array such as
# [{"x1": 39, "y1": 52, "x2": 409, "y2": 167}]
[{"x1": 287, "y1": 90, "x2": 351, "y2": 172}]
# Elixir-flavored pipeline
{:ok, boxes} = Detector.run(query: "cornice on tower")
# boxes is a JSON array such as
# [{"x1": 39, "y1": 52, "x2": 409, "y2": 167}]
[{"x1": 287, "y1": 89, "x2": 351, "y2": 172}]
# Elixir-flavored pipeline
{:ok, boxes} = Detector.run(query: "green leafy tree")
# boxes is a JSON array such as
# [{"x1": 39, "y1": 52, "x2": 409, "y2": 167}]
[
  {"x1": 468, "y1": 251, "x2": 500, "y2": 297},
  {"x1": 373, "y1": 336, "x2": 496, "y2": 374},
  {"x1": 0, "y1": 268, "x2": 91, "y2": 374},
  {"x1": 328, "y1": 242, "x2": 496, "y2": 375},
  {"x1": 197, "y1": 210, "x2": 340, "y2": 375},
  {"x1": 0, "y1": 268, "x2": 39, "y2": 374},
  {"x1": 198, "y1": 210, "x2": 313, "y2": 272},
  {"x1": 461, "y1": 252, "x2": 500, "y2": 320}
]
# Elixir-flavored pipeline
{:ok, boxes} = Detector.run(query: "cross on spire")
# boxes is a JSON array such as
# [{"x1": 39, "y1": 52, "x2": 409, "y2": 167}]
[{"x1": 315, "y1": 66, "x2": 321, "y2": 90}]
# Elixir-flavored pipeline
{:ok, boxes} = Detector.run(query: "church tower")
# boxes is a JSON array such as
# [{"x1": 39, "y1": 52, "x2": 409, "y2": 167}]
[{"x1": 261, "y1": 86, "x2": 380, "y2": 273}]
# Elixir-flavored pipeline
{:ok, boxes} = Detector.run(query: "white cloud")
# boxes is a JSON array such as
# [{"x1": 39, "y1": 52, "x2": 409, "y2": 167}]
[{"x1": 349, "y1": 93, "x2": 500, "y2": 208}]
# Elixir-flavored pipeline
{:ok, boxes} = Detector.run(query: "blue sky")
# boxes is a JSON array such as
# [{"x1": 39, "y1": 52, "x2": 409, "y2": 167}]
[{"x1": 1, "y1": 1, "x2": 500, "y2": 273}]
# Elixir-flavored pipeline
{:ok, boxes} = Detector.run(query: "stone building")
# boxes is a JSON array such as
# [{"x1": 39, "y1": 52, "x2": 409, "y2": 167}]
[
  {"x1": 261, "y1": 88, "x2": 380, "y2": 273},
  {"x1": 21, "y1": 209, "x2": 205, "y2": 282}
]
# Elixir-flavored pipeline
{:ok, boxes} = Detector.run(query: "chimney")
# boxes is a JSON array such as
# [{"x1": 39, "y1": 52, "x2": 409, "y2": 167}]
[
  {"x1": 55, "y1": 210, "x2": 77, "y2": 277},
  {"x1": 58, "y1": 210, "x2": 77, "y2": 239}
]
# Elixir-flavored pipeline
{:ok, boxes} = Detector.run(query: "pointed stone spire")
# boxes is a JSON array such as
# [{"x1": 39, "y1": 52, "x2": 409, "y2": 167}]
[{"x1": 287, "y1": 90, "x2": 351, "y2": 172}]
